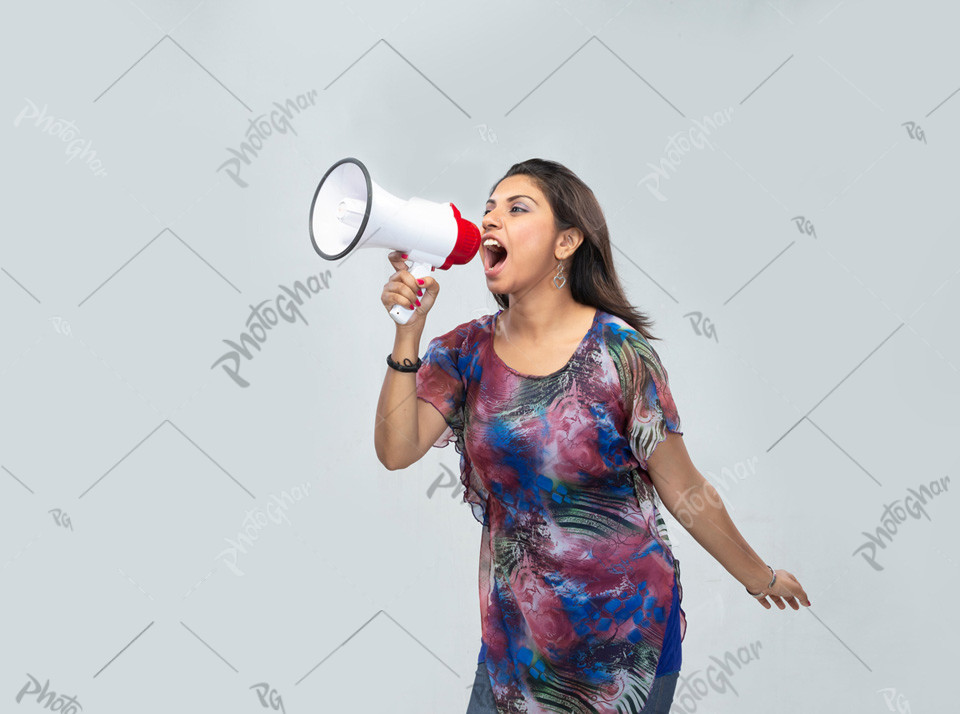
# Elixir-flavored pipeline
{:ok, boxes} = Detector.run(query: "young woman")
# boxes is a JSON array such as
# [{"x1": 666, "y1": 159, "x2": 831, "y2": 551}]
[{"x1": 375, "y1": 159, "x2": 810, "y2": 714}]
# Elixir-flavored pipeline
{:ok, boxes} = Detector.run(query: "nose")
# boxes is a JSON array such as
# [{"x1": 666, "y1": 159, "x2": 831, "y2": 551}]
[{"x1": 482, "y1": 208, "x2": 502, "y2": 232}]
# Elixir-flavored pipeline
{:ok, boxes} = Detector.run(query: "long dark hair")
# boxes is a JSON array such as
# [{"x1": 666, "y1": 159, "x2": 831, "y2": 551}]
[{"x1": 488, "y1": 158, "x2": 660, "y2": 342}]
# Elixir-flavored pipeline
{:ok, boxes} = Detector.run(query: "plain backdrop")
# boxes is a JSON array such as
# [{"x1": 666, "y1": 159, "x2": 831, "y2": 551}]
[{"x1": 1, "y1": 1, "x2": 957, "y2": 712}]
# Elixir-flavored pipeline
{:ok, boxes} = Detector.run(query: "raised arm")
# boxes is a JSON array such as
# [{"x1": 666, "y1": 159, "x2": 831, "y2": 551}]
[
  {"x1": 373, "y1": 250, "x2": 449, "y2": 471},
  {"x1": 374, "y1": 327, "x2": 450, "y2": 470}
]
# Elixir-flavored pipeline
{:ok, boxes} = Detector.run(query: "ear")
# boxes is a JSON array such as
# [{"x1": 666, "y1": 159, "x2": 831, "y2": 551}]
[{"x1": 555, "y1": 227, "x2": 584, "y2": 260}]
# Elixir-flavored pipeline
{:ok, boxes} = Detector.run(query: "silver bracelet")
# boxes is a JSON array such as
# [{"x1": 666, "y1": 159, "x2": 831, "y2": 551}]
[{"x1": 745, "y1": 564, "x2": 776, "y2": 598}]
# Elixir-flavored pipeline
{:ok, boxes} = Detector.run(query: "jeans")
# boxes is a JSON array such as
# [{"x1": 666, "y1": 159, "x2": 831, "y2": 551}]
[{"x1": 465, "y1": 661, "x2": 680, "y2": 714}]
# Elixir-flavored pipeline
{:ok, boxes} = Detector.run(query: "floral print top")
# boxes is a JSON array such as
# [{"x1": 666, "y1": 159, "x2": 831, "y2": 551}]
[{"x1": 416, "y1": 307, "x2": 687, "y2": 713}]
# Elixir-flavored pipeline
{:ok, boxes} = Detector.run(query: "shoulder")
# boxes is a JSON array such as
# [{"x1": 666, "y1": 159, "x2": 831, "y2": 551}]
[
  {"x1": 423, "y1": 311, "x2": 494, "y2": 359},
  {"x1": 597, "y1": 310, "x2": 635, "y2": 336},
  {"x1": 597, "y1": 310, "x2": 648, "y2": 353},
  {"x1": 430, "y1": 311, "x2": 493, "y2": 342},
  {"x1": 596, "y1": 310, "x2": 669, "y2": 377}
]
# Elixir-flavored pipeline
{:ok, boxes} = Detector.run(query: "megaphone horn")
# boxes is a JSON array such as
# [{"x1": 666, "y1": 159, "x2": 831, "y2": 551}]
[{"x1": 308, "y1": 157, "x2": 481, "y2": 325}]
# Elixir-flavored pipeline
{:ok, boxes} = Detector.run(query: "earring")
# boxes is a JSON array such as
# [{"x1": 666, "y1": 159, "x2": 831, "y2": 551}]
[{"x1": 554, "y1": 260, "x2": 566, "y2": 289}]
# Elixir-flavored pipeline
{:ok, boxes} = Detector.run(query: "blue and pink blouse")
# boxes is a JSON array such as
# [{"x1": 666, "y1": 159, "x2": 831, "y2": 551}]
[{"x1": 417, "y1": 307, "x2": 687, "y2": 713}]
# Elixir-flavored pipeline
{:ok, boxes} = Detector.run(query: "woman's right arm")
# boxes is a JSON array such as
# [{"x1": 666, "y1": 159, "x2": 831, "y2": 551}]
[
  {"x1": 375, "y1": 328, "x2": 449, "y2": 470},
  {"x1": 374, "y1": 251, "x2": 449, "y2": 470}
]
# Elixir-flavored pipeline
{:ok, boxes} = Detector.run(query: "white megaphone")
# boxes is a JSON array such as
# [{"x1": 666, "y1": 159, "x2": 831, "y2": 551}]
[{"x1": 309, "y1": 157, "x2": 481, "y2": 325}]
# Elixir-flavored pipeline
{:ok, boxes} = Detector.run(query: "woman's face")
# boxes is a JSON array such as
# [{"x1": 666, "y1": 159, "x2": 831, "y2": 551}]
[{"x1": 481, "y1": 174, "x2": 565, "y2": 293}]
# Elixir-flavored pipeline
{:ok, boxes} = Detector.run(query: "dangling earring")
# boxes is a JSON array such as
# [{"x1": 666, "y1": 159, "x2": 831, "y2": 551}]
[{"x1": 554, "y1": 260, "x2": 566, "y2": 289}]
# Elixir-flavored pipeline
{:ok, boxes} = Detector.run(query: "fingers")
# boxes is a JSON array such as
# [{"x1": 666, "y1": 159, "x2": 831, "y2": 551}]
[
  {"x1": 776, "y1": 594, "x2": 799, "y2": 610},
  {"x1": 756, "y1": 577, "x2": 810, "y2": 611},
  {"x1": 776, "y1": 571, "x2": 811, "y2": 607},
  {"x1": 386, "y1": 251, "x2": 423, "y2": 309},
  {"x1": 383, "y1": 252, "x2": 442, "y2": 325},
  {"x1": 785, "y1": 571, "x2": 811, "y2": 606},
  {"x1": 387, "y1": 251, "x2": 435, "y2": 296},
  {"x1": 758, "y1": 593, "x2": 808, "y2": 611},
  {"x1": 387, "y1": 250, "x2": 409, "y2": 272},
  {"x1": 419, "y1": 273, "x2": 439, "y2": 296}
]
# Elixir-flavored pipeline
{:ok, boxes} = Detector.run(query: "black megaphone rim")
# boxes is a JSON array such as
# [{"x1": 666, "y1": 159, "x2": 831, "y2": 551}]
[{"x1": 308, "y1": 156, "x2": 373, "y2": 260}]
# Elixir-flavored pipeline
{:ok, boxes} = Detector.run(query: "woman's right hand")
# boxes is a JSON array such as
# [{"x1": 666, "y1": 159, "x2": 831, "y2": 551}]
[{"x1": 382, "y1": 251, "x2": 439, "y2": 331}]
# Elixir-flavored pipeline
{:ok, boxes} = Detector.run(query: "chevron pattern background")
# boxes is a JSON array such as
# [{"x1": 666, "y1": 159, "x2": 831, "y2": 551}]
[{"x1": 2, "y1": 1, "x2": 957, "y2": 712}]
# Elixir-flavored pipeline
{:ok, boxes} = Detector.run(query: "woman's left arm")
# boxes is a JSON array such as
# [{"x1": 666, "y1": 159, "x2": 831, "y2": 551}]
[{"x1": 646, "y1": 432, "x2": 812, "y2": 610}]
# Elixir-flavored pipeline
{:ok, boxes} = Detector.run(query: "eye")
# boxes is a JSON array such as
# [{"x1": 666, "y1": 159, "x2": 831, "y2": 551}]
[{"x1": 482, "y1": 205, "x2": 527, "y2": 216}]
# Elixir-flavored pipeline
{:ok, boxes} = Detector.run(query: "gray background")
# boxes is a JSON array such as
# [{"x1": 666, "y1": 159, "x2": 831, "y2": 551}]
[{"x1": 2, "y1": 1, "x2": 957, "y2": 712}]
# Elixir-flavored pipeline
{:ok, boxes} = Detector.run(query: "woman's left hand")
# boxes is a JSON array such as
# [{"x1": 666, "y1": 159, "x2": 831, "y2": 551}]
[{"x1": 753, "y1": 569, "x2": 811, "y2": 610}]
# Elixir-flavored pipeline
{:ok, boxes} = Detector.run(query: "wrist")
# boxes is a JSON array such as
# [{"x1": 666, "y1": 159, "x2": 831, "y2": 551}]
[
  {"x1": 394, "y1": 326, "x2": 422, "y2": 344},
  {"x1": 742, "y1": 563, "x2": 775, "y2": 594},
  {"x1": 391, "y1": 331, "x2": 422, "y2": 366},
  {"x1": 393, "y1": 326, "x2": 420, "y2": 345}
]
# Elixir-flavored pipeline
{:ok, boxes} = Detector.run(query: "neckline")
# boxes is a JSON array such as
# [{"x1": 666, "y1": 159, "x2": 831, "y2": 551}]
[{"x1": 489, "y1": 307, "x2": 601, "y2": 379}]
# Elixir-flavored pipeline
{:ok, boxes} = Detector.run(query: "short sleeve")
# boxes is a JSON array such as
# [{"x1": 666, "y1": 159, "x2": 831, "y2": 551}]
[
  {"x1": 416, "y1": 328, "x2": 466, "y2": 447},
  {"x1": 416, "y1": 322, "x2": 489, "y2": 526},
  {"x1": 611, "y1": 325, "x2": 683, "y2": 472}
]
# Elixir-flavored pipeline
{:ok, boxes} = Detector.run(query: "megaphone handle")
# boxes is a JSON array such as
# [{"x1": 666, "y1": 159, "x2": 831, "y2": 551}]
[{"x1": 389, "y1": 260, "x2": 435, "y2": 326}]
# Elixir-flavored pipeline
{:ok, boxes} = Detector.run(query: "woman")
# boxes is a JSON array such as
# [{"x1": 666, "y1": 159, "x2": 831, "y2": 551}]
[{"x1": 375, "y1": 159, "x2": 810, "y2": 714}]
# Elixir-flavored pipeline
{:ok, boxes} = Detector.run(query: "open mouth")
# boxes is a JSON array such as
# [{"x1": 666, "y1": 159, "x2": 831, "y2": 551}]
[{"x1": 483, "y1": 240, "x2": 508, "y2": 271}]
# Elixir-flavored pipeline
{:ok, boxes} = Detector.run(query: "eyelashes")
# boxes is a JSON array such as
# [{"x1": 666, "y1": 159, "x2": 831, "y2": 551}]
[{"x1": 482, "y1": 205, "x2": 527, "y2": 216}]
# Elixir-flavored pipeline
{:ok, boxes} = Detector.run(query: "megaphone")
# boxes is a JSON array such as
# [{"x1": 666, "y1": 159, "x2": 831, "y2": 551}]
[{"x1": 309, "y1": 157, "x2": 481, "y2": 325}]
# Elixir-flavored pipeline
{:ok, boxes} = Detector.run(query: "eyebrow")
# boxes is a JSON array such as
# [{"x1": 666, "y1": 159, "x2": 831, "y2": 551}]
[{"x1": 485, "y1": 194, "x2": 538, "y2": 207}]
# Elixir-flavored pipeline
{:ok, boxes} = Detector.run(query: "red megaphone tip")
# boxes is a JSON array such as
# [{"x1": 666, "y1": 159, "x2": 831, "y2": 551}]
[{"x1": 439, "y1": 204, "x2": 481, "y2": 270}]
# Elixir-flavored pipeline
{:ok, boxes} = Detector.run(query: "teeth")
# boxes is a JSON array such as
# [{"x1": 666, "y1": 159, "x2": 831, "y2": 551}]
[{"x1": 483, "y1": 238, "x2": 504, "y2": 252}]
